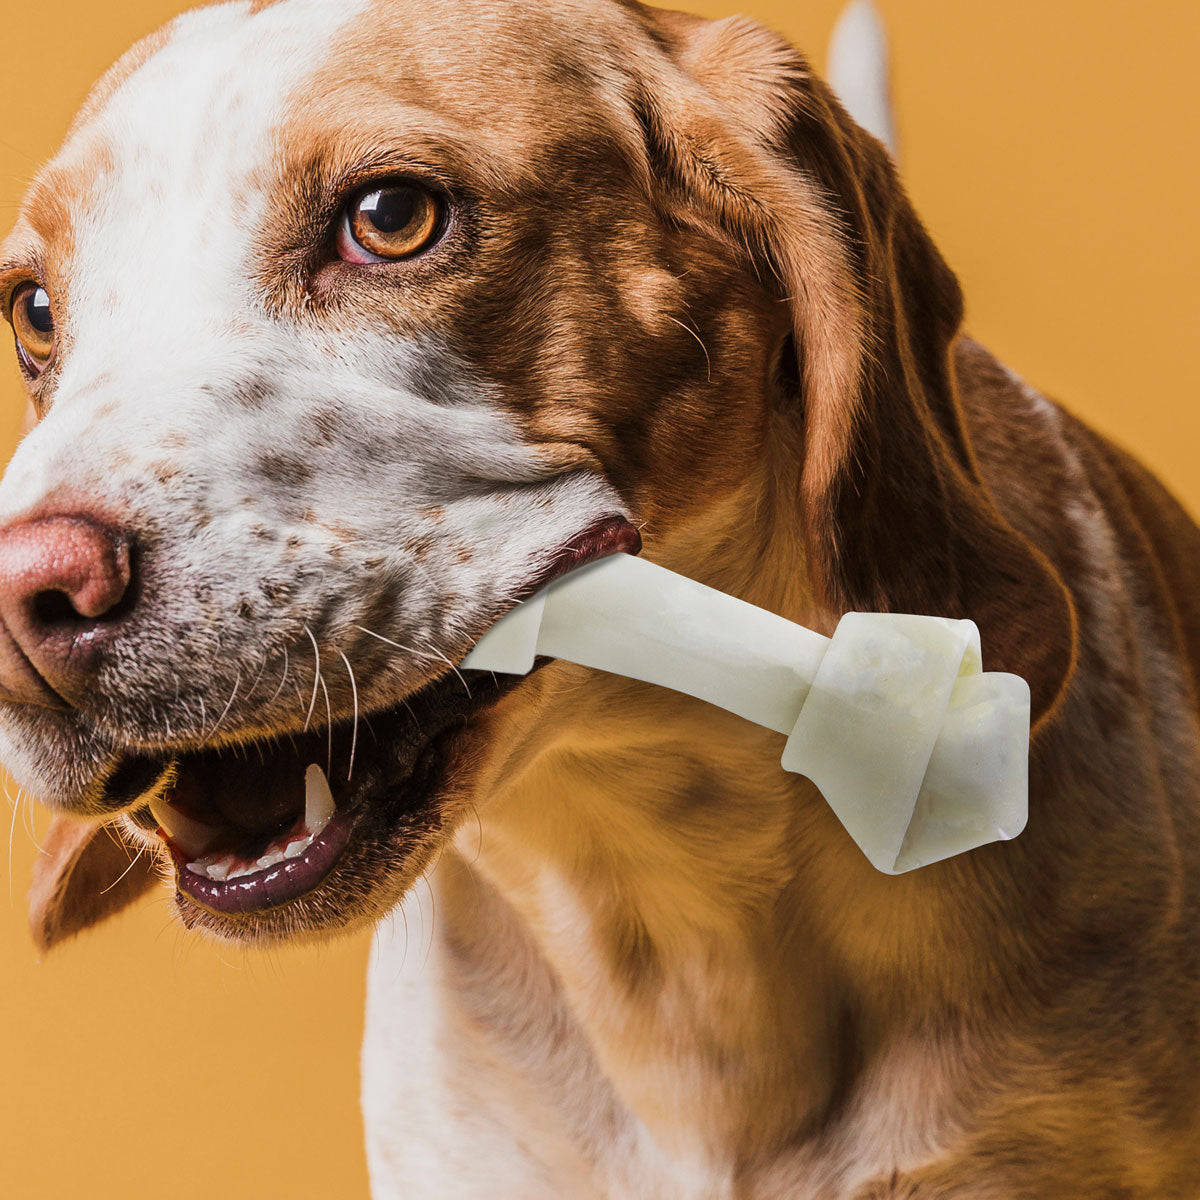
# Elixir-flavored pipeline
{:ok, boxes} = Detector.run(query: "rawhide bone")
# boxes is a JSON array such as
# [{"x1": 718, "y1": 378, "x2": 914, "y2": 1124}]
[{"x1": 462, "y1": 554, "x2": 1030, "y2": 874}]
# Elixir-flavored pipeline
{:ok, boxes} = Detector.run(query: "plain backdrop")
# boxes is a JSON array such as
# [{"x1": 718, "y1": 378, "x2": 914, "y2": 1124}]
[{"x1": 0, "y1": 1, "x2": 1197, "y2": 1196}]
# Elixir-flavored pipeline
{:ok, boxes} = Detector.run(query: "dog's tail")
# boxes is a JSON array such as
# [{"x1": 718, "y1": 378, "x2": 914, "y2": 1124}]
[{"x1": 827, "y1": 0, "x2": 897, "y2": 158}]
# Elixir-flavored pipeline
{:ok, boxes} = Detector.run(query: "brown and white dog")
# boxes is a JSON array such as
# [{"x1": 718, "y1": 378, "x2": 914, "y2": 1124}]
[{"x1": 3, "y1": 1, "x2": 1199, "y2": 1196}]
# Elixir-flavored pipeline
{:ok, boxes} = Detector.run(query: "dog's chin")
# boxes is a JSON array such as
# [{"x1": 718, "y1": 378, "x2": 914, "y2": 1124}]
[{"x1": 113, "y1": 663, "x2": 544, "y2": 944}]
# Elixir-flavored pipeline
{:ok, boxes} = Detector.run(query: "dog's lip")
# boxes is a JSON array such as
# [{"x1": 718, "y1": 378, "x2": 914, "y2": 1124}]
[
  {"x1": 517, "y1": 513, "x2": 641, "y2": 602},
  {"x1": 167, "y1": 805, "x2": 356, "y2": 915},
  {"x1": 126, "y1": 512, "x2": 642, "y2": 923},
  {"x1": 166, "y1": 801, "x2": 357, "y2": 912}
]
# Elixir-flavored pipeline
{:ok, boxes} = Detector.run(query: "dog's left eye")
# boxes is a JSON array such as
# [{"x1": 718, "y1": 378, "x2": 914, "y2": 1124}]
[
  {"x1": 337, "y1": 182, "x2": 444, "y2": 264},
  {"x1": 10, "y1": 282, "x2": 56, "y2": 377}
]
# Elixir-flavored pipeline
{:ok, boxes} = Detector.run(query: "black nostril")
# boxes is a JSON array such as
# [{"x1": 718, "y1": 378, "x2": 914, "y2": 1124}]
[{"x1": 32, "y1": 589, "x2": 86, "y2": 628}]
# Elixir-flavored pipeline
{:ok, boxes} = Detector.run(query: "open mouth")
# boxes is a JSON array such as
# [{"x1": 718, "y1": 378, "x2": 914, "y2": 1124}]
[
  {"x1": 119, "y1": 513, "x2": 641, "y2": 925},
  {"x1": 133, "y1": 664, "x2": 534, "y2": 918}
]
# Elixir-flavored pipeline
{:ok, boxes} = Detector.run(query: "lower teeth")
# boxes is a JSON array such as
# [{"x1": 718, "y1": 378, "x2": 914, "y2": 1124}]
[
  {"x1": 182, "y1": 761, "x2": 334, "y2": 881},
  {"x1": 186, "y1": 829, "x2": 317, "y2": 881}
]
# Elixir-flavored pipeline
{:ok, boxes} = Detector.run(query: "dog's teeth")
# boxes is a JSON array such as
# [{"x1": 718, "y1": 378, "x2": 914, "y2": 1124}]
[
  {"x1": 256, "y1": 849, "x2": 286, "y2": 871},
  {"x1": 185, "y1": 852, "x2": 234, "y2": 881},
  {"x1": 304, "y1": 763, "x2": 336, "y2": 833},
  {"x1": 284, "y1": 836, "x2": 311, "y2": 859},
  {"x1": 149, "y1": 793, "x2": 221, "y2": 859}
]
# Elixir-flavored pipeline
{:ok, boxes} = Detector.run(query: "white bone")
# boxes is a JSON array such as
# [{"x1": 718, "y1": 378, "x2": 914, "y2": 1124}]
[{"x1": 462, "y1": 554, "x2": 1030, "y2": 875}]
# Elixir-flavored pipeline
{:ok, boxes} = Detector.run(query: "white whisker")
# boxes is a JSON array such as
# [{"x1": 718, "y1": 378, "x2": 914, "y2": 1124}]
[
  {"x1": 319, "y1": 675, "x2": 333, "y2": 777},
  {"x1": 338, "y1": 650, "x2": 360, "y2": 783},
  {"x1": 100, "y1": 843, "x2": 146, "y2": 895},
  {"x1": 209, "y1": 668, "x2": 241, "y2": 738},
  {"x1": 19, "y1": 786, "x2": 37, "y2": 845},
  {"x1": 6, "y1": 780, "x2": 18, "y2": 907},
  {"x1": 419, "y1": 637, "x2": 471, "y2": 700},
  {"x1": 303, "y1": 626, "x2": 322, "y2": 732},
  {"x1": 247, "y1": 651, "x2": 269, "y2": 699},
  {"x1": 354, "y1": 625, "x2": 437, "y2": 662},
  {"x1": 268, "y1": 644, "x2": 290, "y2": 705}
]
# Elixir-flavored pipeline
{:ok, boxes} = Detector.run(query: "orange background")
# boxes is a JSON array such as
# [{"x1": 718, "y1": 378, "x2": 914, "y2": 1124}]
[{"x1": 1, "y1": 1, "x2": 1197, "y2": 1196}]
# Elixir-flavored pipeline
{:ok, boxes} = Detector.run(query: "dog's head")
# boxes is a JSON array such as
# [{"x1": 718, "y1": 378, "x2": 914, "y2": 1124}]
[{"x1": 0, "y1": 0, "x2": 1073, "y2": 948}]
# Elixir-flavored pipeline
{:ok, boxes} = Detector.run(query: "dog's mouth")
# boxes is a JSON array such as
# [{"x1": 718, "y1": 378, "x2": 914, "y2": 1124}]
[
  {"x1": 125, "y1": 663, "x2": 535, "y2": 920},
  {"x1": 112, "y1": 513, "x2": 641, "y2": 934}
]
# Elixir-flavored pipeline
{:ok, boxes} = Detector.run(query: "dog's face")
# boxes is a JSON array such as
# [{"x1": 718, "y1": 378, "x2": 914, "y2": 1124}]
[
  {"x1": 0, "y1": 0, "x2": 793, "y2": 942},
  {"x1": 1, "y1": 0, "x2": 1077, "y2": 949}
]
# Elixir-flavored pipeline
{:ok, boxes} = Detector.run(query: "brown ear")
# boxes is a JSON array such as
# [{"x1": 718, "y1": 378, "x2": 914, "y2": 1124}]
[
  {"x1": 29, "y1": 815, "x2": 161, "y2": 953},
  {"x1": 625, "y1": 6, "x2": 1076, "y2": 726}
]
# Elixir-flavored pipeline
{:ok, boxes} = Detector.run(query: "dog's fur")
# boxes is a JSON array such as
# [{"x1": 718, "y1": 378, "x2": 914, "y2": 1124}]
[{"x1": 3, "y1": 0, "x2": 1200, "y2": 1195}]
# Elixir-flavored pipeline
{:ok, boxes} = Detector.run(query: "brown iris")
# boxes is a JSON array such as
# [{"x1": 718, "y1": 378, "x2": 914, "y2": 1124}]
[
  {"x1": 341, "y1": 183, "x2": 442, "y2": 262},
  {"x1": 11, "y1": 282, "x2": 55, "y2": 375}
]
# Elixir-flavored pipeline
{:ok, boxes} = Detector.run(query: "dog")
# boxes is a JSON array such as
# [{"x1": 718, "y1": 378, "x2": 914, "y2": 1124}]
[{"x1": 4, "y1": 0, "x2": 1200, "y2": 1195}]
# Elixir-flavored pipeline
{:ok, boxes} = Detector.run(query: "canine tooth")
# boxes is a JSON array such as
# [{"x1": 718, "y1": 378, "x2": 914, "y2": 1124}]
[
  {"x1": 149, "y1": 794, "x2": 221, "y2": 859},
  {"x1": 284, "y1": 837, "x2": 310, "y2": 859},
  {"x1": 304, "y1": 763, "x2": 336, "y2": 833}
]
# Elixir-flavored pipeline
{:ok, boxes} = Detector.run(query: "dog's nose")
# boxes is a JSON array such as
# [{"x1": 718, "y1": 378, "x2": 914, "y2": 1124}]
[{"x1": 0, "y1": 515, "x2": 132, "y2": 706}]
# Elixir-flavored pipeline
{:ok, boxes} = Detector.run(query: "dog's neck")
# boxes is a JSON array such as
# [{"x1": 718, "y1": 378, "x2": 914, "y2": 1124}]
[
  {"x1": 416, "y1": 467, "x2": 982, "y2": 1177},
  {"x1": 446, "y1": 720, "x2": 846, "y2": 1158}
]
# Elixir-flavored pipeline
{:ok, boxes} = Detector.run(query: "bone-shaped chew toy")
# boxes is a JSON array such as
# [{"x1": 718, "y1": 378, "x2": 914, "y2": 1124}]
[{"x1": 462, "y1": 554, "x2": 1030, "y2": 874}]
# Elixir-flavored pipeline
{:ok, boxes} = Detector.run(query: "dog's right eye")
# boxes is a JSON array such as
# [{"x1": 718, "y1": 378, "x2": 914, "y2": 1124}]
[{"x1": 10, "y1": 282, "x2": 56, "y2": 377}]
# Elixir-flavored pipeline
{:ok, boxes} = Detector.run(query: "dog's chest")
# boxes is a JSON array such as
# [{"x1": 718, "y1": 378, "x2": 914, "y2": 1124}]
[
  {"x1": 361, "y1": 902, "x2": 600, "y2": 1199},
  {"x1": 360, "y1": 872, "x2": 952, "y2": 1200}
]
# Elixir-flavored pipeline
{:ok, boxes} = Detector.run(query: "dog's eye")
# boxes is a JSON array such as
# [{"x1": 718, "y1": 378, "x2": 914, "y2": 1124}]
[
  {"x1": 10, "y1": 282, "x2": 56, "y2": 377},
  {"x1": 337, "y1": 182, "x2": 443, "y2": 264}
]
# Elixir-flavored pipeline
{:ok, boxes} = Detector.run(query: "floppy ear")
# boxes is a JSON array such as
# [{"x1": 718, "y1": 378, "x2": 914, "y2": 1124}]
[
  {"x1": 624, "y1": 6, "x2": 1076, "y2": 727},
  {"x1": 29, "y1": 815, "x2": 160, "y2": 953}
]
